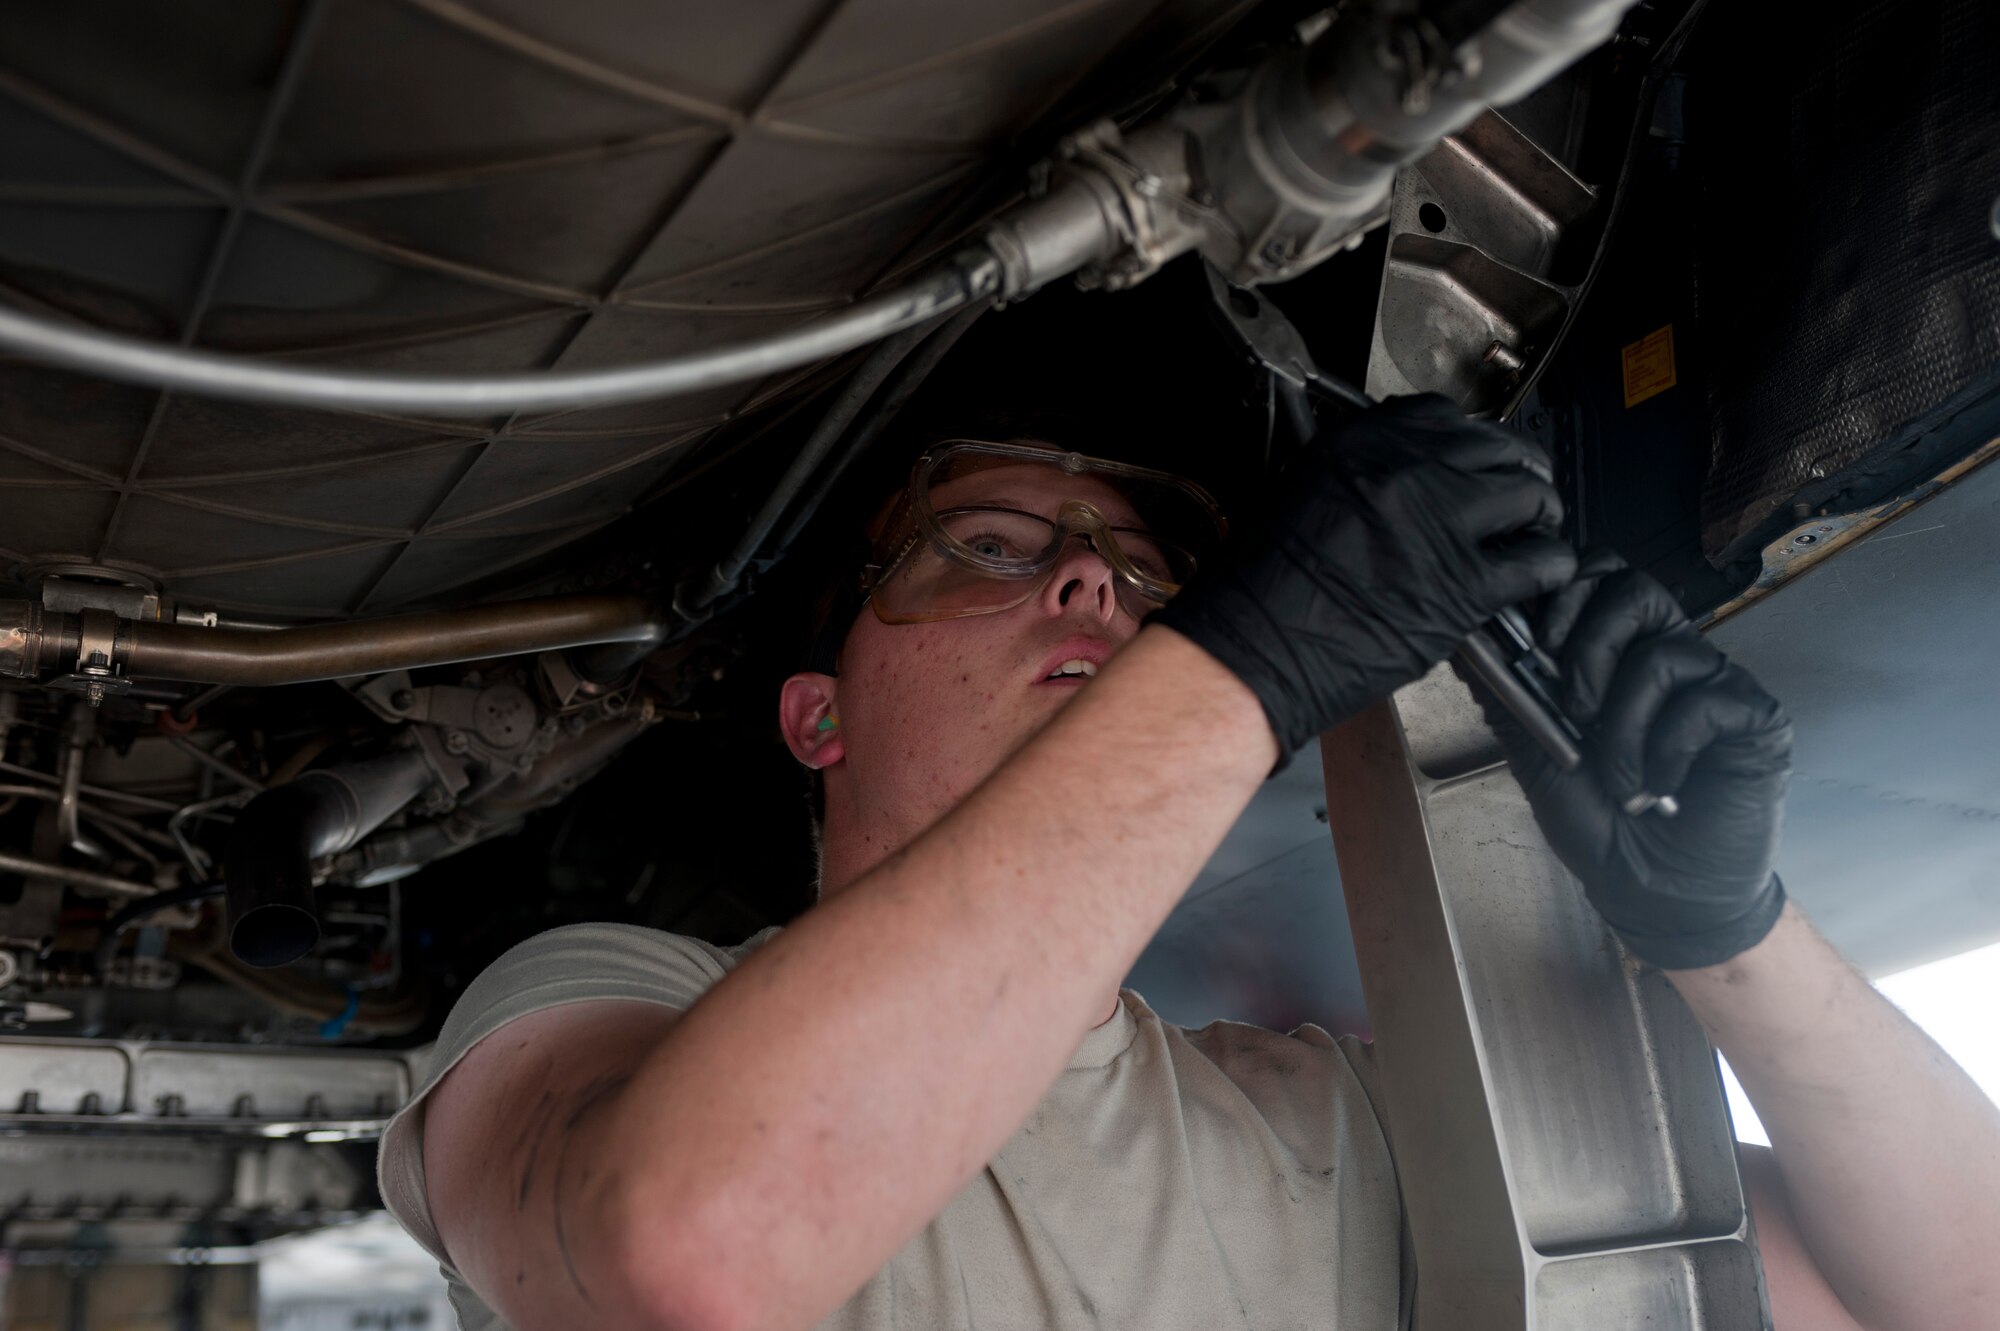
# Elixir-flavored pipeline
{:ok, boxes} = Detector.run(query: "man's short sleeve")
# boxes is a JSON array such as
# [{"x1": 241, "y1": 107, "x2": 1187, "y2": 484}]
[{"x1": 377, "y1": 922, "x2": 776, "y2": 1267}]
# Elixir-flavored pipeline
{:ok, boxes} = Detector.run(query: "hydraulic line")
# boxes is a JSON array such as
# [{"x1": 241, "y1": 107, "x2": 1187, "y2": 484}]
[
  {"x1": 769, "y1": 299, "x2": 993, "y2": 558},
  {"x1": 0, "y1": 849, "x2": 154, "y2": 899},
  {"x1": 666, "y1": 299, "x2": 992, "y2": 632},
  {"x1": 0, "y1": 255, "x2": 1003, "y2": 417}
]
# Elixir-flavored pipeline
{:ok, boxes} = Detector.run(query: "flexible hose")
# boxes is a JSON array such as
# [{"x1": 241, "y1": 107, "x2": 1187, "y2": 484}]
[{"x1": 0, "y1": 253, "x2": 1002, "y2": 417}]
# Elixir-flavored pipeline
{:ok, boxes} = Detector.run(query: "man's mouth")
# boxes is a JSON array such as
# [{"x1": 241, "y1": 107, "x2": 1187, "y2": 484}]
[{"x1": 1034, "y1": 637, "x2": 1113, "y2": 686}]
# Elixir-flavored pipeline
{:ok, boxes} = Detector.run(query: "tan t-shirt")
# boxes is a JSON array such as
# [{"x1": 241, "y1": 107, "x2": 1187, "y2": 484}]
[{"x1": 379, "y1": 922, "x2": 1413, "y2": 1330}]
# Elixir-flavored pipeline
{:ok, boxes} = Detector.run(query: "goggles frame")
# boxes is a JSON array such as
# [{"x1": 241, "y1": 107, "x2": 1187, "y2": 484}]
[{"x1": 861, "y1": 440, "x2": 1228, "y2": 625}]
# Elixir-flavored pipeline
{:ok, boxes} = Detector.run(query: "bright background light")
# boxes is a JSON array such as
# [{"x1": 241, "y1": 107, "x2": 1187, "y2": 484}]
[{"x1": 1721, "y1": 937, "x2": 2000, "y2": 1147}]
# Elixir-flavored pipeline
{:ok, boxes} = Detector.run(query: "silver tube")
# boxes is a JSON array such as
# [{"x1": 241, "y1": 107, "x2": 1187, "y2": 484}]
[
  {"x1": 1302, "y1": 0, "x2": 1638, "y2": 170},
  {"x1": 0, "y1": 849, "x2": 154, "y2": 900},
  {"x1": 58, "y1": 706, "x2": 110, "y2": 863},
  {"x1": 168, "y1": 736, "x2": 266, "y2": 794},
  {"x1": 0, "y1": 256, "x2": 1001, "y2": 417}
]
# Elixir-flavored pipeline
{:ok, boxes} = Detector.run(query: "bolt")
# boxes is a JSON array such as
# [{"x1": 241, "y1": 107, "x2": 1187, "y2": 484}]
[
  {"x1": 390, "y1": 688, "x2": 415, "y2": 711},
  {"x1": 1528, "y1": 411, "x2": 1550, "y2": 430},
  {"x1": 514, "y1": 754, "x2": 535, "y2": 775},
  {"x1": 1793, "y1": 532, "x2": 1818, "y2": 546},
  {"x1": 1132, "y1": 174, "x2": 1162, "y2": 199},
  {"x1": 444, "y1": 730, "x2": 469, "y2": 755},
  {"x1": 1482, "y1": 340, "x2": 1526, "y2": 372},
  {"x1": 85, "y1": 681, "x2": 105, "y2": 708}
]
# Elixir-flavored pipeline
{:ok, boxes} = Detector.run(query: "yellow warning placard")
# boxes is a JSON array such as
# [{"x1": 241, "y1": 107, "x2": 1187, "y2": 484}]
[{"x1": 1621, "y1": 324, "x2": 1677, "y2": 407}]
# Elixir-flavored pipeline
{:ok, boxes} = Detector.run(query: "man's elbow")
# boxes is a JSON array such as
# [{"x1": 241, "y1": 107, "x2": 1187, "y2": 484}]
[{"x1": 600, "y1": 1179, "x2": 776, "y2": 1331}]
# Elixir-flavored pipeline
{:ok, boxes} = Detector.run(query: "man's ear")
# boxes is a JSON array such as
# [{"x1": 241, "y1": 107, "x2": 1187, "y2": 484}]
[{"x1": 779, "y1": 672, "x2": 845, "y2": 769}]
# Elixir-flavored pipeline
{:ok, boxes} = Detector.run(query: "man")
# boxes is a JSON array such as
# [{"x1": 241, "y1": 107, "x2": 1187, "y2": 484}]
[{"x1": 380, "y1": 396, "x2": 2000, "y2": 1330}]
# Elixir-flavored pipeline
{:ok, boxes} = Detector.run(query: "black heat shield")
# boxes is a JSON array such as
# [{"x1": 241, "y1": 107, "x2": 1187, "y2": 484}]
[{"x1": 1692, "y1": 0, "x2": 2000, "y2": 566}]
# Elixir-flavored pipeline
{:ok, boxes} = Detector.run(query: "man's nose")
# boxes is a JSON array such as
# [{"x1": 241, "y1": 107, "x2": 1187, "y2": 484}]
[{"x1": 1039, "y1": 536, "x2": 1118, "y2": 624}]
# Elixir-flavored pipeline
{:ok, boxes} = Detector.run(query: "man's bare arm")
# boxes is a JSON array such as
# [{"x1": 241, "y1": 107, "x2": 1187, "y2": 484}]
[
  {"x1": 1668, "y1": 903, "x2": 2000, "y2": 1331},
  {"x1": 424, "y1": 999, "x2": 687, "y2": 1331},
  {"x1": 427, "y1": 626, "x2": 1276, "y2": 1331}
]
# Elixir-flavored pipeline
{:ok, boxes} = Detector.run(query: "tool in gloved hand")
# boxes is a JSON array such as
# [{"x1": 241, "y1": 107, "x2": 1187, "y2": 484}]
[
  {"x1": 1151, "y1": 394, "x2": 1577, "y2": 767},
  {"x1": 1202, "y1": 264, "x2": 1371, "y2": 454},
  {"x1": 1201, "y1": 271, "x2": 1648, "y2": 796},
  {"x1": 1468, "y1": 551, "x2": 1793, "y2": 968}
]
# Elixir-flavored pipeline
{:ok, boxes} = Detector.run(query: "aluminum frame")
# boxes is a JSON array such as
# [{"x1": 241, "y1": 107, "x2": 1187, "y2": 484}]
[{"x1": 1319, "y1": 666, "x2": 1770, "y2": 1329}]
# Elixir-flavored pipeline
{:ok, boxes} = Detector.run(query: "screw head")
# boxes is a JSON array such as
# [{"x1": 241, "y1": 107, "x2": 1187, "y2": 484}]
[
  {"x1": 444, "y1": 730, "x2": 470, "y2": 754},
  {"x1": 1793, "y1": 532, "x2": 1818, "y2": 546},
  {"x1": 390, "y1": 689, "x2": 415, "y2": 711}
]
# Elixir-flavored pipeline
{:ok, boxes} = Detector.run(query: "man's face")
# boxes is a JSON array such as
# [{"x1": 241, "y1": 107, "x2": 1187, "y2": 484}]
[{"x1": 816, "y1": 460, "x2": 1154, "y2": 838}]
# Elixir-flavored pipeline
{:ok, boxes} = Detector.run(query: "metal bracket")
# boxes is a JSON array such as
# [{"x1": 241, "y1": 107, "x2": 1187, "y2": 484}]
[
  {"x1": 45, "y1": 607, "x2": 132, "y2": 706},
  {"x1": 1320, "y1": 667, "x2": 1770, "y2": 1328}
]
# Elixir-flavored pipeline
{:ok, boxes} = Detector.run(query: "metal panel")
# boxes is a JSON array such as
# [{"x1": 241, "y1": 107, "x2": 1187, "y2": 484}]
[
  {"x1": 133, "y1": 1048, "x2": 408, "y2": 1120},
  {"x1": 0, "y1": 1039, "x2": 127, "y2": 1114},
  {"x1": 1319, "y1": 669, "x2": 1768, "y2": 1329},
  {"x1": 0, "y1": 1035, "x2": 420, "y2": 1137},
  {"x1": 1366, "y1": 111, "x2": 1595, "y2": 416},
  {"x1": 1706, "y1": 450, "x2": 2000, "y2": 975}
]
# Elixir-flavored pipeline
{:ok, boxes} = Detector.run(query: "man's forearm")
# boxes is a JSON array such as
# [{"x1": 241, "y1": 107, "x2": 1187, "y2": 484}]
[
  {"x1": 1666, "y1": 902, "x2": 2000, "y2": 1331},
  {"x1": 579, "y1": 626, "x2": 1276, "y2": 1330}
]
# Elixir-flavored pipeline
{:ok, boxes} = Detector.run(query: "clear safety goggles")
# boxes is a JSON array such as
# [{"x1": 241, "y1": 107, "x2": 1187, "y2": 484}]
[{"x1": 862, "y1": 440, "x2": 1228, "y2": 624}]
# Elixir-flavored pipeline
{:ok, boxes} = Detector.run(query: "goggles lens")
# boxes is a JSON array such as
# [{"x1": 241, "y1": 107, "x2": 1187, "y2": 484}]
[{"x1": 866, "y1": 442, "x2": 1224, "y2": 625}]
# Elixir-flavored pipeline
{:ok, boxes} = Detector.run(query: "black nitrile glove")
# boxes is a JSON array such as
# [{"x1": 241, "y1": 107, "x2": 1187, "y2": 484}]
[
  {"x1": 1476, "y1": 550, "x2": 1793, "y2": 969},
  {"x1": 1152, "y1": 393, "x2": 1576, "y2": 762}
]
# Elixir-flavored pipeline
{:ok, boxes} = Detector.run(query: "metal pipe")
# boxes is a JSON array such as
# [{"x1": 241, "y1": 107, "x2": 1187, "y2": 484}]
[
  {"x1": 167, "y1": 736, "x2": 265, "y2": 793},
  {"x1": 169, "y1": 791, "x2": 248, "y2": 883},
  {"x1": 0, "y1": 759, "x2": 185, "y2": 813},
  {"x1": 1295, "y1": 0, "x2": 1637, "y2": 183},
  {"x1": 120, "y1": 594, "x2": 663, "y2": 686},
  {"x1": 0, "y1": 849, "x2": 154, "y2": 900},
  {"x1": 0, "y1": 253, "x2": 1003, "y2": 416},
  {"x1": 770, "y1": 300, "x2": 993, "y2": 557},
  {"x1": 58, "y1": 706, "x2": 110, "y2": 862},
  {"x1": 669, "y1": 318, "x2": 949, "y2": 630},
  {"x1": 225, "y1": 748, "x2": 434, "y2": 967}
]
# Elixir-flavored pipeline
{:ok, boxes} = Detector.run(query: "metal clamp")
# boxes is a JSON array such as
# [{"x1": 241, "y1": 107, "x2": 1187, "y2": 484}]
[{"x1": 66, "y1": 607, "x2": 129, "y2": 706}]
